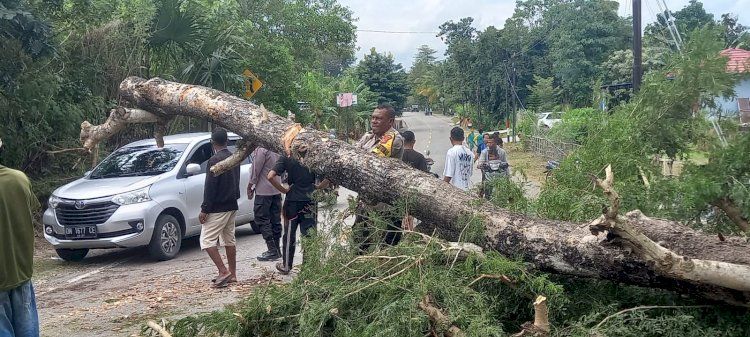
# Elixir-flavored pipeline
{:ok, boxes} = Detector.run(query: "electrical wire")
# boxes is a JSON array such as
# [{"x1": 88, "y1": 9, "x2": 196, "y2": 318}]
[{"x1": 356, "y1": 29, "x2": 440, "y2": 35}]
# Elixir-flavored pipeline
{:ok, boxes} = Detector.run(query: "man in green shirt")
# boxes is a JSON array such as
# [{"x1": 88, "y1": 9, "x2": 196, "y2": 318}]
[{"x1": 0, "y1": 138, "x2": 41, "y2": 337}]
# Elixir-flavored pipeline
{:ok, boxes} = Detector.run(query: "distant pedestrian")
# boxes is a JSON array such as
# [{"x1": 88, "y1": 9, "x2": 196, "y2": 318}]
[
  {"x1": 199, "y1": 128, "x2": 241, "y2": 288},
  {"x1": 248, "y1": 147, "x2": 283, "y2": 262},
  {"x1": 353, "y1": 104, "x2": 406, "y2": 253},
  {"x1": 466, "y1": 127, "x2": 478, "y2": 152},
  {"x1": 267, "y1": 155, "x2": 330, "y2": 275},
  {"x1": 1, "y1": 137, "x2": 41, "y2": 337},
  {"x1": 443, "y1": 127, "x2": 474, "y2": 191},
  {"x1": 400, "y1": 130, "x2": 429, "y2": 172}
]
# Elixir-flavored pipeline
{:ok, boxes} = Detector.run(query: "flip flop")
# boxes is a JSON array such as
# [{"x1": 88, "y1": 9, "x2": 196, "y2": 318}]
[
  {"x1": 211, "y1": 274, "x2": 232, "y2": 288},
  {"x1": 212, "y1": 278, "x2": 238, "y2": 283}
]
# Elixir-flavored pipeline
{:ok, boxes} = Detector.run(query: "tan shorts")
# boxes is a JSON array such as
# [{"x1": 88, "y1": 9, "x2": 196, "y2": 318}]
[{"x1": 200, "y1": 211, "x2": 237, "y2": 249}]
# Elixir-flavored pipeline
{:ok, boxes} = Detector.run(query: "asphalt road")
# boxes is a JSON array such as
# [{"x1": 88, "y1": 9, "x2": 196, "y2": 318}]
[{"x1": 33, "y1": 111, "x2": 469, "y2": 336}]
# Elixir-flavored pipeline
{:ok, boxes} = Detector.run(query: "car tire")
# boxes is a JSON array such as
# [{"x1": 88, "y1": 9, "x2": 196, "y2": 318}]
[
  {"x1": 148, "y1": 214, "x2": 182, "y2": 261},
  {"x1": 250, "y1": 221, "x2": 261, "y2": 234},
  {"x1": 55, "y1": 248, "x2": 89, "y2": 262}
]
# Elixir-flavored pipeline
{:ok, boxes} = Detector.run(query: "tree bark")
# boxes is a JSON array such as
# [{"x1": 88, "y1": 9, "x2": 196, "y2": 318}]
[
  {"x1": 712, "y1": 197, "x2": 750, "y2": 233},
  {"x1": 83, "y1": 77, "x2": 750, "y2": 306}
]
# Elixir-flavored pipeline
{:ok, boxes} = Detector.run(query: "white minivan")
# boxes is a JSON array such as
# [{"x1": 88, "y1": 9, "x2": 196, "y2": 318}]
[{"x1": 43, "y1": 133, "x2": 257, "y2": 261}]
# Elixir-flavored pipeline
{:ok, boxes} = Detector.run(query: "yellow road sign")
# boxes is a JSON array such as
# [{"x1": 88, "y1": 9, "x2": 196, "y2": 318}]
[{"x1": 243, "y1": 69, "x2": 263, "y2": 99}]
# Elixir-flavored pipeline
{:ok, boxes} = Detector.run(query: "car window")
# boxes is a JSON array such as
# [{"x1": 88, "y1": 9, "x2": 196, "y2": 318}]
[
  {"x1": 90, "y1": 143, "x2": 188, "y2": 179},
  {"x1": 187, "y1": 142, "x2": 213, "y2": 173},
  {"x1": 551, "y1": 112, "x2": 563, "y2": 119}
]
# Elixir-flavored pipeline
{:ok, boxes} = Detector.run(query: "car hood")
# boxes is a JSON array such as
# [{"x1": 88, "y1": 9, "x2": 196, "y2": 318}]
[{"x1": 54, "y1": 175, "x2": 165, "y2": 200}]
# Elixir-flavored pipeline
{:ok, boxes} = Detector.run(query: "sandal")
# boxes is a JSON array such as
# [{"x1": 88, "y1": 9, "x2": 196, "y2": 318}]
[{"x1": 211, "y1": 274, "x2": 232, "y2": 288}]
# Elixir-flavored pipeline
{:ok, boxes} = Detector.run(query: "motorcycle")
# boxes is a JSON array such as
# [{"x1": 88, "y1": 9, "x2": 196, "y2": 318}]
[{"x1": 479, "y1": 160, "x2": 509, "y2": 199}]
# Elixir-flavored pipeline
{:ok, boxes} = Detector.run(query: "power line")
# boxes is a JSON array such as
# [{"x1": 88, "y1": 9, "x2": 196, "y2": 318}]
[{"x1": 356, "y1": 29, "x2": 439, "y2": 35}]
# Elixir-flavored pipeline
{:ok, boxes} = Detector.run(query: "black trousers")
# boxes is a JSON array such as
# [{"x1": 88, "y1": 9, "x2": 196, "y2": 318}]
[
  {"x1": 353, "y1": 212, "x2": 403, "y2": 254},
  {"x1": 281, "y1": 200, "x2": 316, "y2": 269},
  {"x1": 254, "y1": 194, "x2": 282, "y2": 245}
]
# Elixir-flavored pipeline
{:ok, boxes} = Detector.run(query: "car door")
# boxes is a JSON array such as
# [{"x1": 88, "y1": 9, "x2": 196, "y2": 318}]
[{"x1": 181, "y1": 141, "x2": 213, "y2": 233}]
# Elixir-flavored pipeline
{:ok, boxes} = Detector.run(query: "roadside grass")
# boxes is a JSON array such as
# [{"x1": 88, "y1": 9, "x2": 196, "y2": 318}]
[{"x1": 505, "y1": 143, "x2": 548, "y2": 186}]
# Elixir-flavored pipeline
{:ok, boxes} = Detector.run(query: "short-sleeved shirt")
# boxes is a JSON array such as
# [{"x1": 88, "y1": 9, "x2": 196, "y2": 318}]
[
  {"x1": 249, "y1": 147, "x2": 281, "y2": 196},
  {"x1": 1, "y1": 165, "x2": 40, "y2": 291},
  {"x1": 356, "y1": 128, "x2": 404, "y2": 159},
  {"x1": 273, "y1": 156, "x2": 316, "y2": 202},
  {"x1": 402, "y1": 149, "x2": 429, "y2": 172},
  {"x1": 443, "y1": 145, "x2": 474, "y2": 191}
]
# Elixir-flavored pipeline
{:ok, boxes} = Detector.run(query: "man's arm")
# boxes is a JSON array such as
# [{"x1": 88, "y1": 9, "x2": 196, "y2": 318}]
[
  {"x1": 248, "y1": 148, "x2": 266, "y2": 186},
  {"x1": 267, "y1": 170, "x2": 289, "y2": 194},
  {"x1": 443, "y1": 151, "x2": 455, "y2": 183},
  {"x1": 267, "y1": 156, "x2": 289, "y2": 194},
  {"x1": 391, "y1": 134, "x2": 404, "y2": 160},
  {"x1": 417, "y1": 156, "x2": 429, "y2": 172},
  {"x1": 201, "y1": 157, "x2": 219, "y2": 216}
]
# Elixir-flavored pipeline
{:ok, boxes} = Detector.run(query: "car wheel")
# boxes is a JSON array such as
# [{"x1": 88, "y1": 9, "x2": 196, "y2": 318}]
[
  {"x1": 250, "y1": 221, "x2": 261, "y2": 234},
  {"x1": 55, "y1": 248, "x2": 89, "y2": 262},
  {"x1": 148, "y1": 214, "x2": 182, "y2": 261}
]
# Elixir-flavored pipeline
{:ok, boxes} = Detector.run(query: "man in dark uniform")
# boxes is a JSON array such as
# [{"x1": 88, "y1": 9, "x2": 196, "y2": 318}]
[{"x1": 267, "y1": 156, "x2": 329, "y2": 274}]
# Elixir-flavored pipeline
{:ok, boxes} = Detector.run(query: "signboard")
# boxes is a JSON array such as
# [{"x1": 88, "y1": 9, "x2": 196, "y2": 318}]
[
  {"x1": 337, "y1": 93, "x2": 354, "y2": 107},
  {"x1": 243, "y1": 69, "x2": 263, "y2": 99}
]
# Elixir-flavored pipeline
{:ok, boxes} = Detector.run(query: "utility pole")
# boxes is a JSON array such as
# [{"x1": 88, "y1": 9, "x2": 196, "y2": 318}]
[
  {"x1": 510, "y1": 63, "x2": 516, "y2": 144},
  {"x1": 633, "y1": 0, "x2": 643, "y2": 92}
]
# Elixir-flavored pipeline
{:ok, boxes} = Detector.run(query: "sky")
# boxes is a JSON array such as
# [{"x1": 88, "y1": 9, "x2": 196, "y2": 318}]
[{"x1": 339, "y1": 0, "x2": 750, "y2": 69}]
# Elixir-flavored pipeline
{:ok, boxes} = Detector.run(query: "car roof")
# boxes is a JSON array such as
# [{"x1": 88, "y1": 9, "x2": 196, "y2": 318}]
[{"x1": 124, "y1": 132, "x2": 240, "y2": 147}]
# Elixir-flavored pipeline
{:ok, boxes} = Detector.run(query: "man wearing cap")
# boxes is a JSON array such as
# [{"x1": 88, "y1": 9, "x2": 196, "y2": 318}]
[{"x1": 0, "y1": 138, "x2": 42, "y2": 336}]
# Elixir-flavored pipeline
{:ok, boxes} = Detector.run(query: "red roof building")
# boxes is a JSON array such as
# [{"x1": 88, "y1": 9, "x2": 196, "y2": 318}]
[{"x1": 721, "y1": 48, "x2": 750, "y2": 73}]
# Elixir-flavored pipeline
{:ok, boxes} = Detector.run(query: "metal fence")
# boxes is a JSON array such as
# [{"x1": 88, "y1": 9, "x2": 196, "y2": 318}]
[{"x1": 525, "y1": 136, "x2": 580, "y2": 162}]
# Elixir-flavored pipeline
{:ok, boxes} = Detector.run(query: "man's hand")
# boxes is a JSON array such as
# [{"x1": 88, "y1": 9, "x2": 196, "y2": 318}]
[
  {"x1": 199, "y1": 212, "x2": 208, "y2": 224},
  {"x1": 281, "y1": 185, "x2": 290, "y2": 194},
  {"x1": 247, "y1": 183, "x2": 255, "y2": 199}
]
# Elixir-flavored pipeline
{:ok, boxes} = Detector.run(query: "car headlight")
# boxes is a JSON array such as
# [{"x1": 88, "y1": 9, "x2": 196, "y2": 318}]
[
  {"x1": 111, "y1": 187, "x2": 152, "y2": 206},
  {"x1": 48, "y1": 195, "x2": 62, "y2": 209}
]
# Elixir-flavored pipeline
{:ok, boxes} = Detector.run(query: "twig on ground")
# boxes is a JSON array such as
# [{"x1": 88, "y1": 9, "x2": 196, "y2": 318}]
[{"x1": 146, "y1": 320, "x2": 172, "y2": 337}]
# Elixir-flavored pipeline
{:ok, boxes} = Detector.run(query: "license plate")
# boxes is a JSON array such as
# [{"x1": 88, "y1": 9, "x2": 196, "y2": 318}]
[{"x1": 64, "y1": 226, "x2": 97, "y2": 239}]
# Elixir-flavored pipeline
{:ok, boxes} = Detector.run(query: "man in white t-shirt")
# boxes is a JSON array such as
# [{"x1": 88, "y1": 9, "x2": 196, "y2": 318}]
[{"x1": 443, "y1": 127, "x2": 474, "y2": 191}]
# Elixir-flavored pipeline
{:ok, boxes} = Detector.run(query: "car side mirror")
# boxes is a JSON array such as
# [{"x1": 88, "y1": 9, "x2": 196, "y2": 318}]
[
  {"x1": 186, "y1": 163, "x2": 202, "y2": 176},
  {"x1": 84, "y1": 170, "x2": 92, "y2": 177}
]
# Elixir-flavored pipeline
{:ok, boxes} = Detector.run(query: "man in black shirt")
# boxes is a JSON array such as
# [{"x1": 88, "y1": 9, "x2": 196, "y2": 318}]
[
  {"x1": 199, "y1": 128, "x2": 241, "y2": 288},
  {"x1": 400, "y1": 130, "x2": 429, "y2": 172},
  {"x1": 267, "y1": 156, "x2": 329, "y2": 275}
]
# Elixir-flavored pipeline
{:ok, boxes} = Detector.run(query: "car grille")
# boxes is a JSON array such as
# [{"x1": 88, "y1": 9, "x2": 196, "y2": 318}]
[{"x1": 55, "y1": 200, "x2": 120, "y2": 226}]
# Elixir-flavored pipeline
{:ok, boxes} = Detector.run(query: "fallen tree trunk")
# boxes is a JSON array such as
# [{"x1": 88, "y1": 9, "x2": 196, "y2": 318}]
[{"x1": 84, "y1": 77, "x2": 750, "y2": 306}]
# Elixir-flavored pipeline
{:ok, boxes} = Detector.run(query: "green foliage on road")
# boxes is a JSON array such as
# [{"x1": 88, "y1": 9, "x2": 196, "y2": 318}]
[{"x1": 149, "y1": 203, "x2": 750, "y2": 337}]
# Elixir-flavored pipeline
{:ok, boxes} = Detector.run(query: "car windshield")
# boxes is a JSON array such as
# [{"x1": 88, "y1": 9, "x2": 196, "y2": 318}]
[{"x1": 89, "y1": 143, "x2": 188, "y2": 179}]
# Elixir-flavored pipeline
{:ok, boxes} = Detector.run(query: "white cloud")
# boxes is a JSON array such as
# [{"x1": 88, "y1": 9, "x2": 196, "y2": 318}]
[{"x1": 340, "y1": 0, "x2": 750, "y2": 69}]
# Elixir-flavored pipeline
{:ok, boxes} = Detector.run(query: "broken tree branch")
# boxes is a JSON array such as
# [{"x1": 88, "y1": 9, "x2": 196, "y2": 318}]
[
  {"x1": 210, "y1": 139, "x2": 255, "y2": 176},
  {"x1": 513, "y1": 295, "x2": 550, "y2": 337},
  {"x1": 592, "y1": 305, "x2": 712, "y2": 330},
  {"x1": 146, "y1": 320, "x2": 172, "y2": 337},
  {"x1": 80, "y1": 107, "x2": 167, "y2": 152},
  {"x1": 711, "y1": 197, "x2": 750, "y2": 233},
  {"x1": 78, "y1": 77, "x2": 750, "y2": 306},
  {"x1": 418, "y1": 295, "x2": 465, "y2": 337}
]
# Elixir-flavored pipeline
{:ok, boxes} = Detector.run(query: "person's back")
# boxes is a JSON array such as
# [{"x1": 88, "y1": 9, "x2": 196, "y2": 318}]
[
  {"x1": 1, "y1": 145, "x2": 41, "y2": 336},
  {"x1": 443, "y1": 127, "x2": 474, "y2": 191},
  {"x1": 402, "y1": 149, "x2": 429, "y2": 172},
  {"x1": 0, "y1": 166, "x2": 38, "y2": 292}
]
